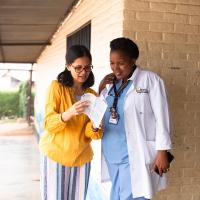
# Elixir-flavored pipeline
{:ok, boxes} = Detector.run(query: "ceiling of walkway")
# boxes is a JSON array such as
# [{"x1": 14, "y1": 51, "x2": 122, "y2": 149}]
[{"x1": 0, "y1": 0, "x2": 77, "y2": 63}]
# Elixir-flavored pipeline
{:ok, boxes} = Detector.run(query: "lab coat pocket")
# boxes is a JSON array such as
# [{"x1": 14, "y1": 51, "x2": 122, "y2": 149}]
[
  {"x1": 145, "y1": 141, "x2": 157, "y2": 166},
  {"x1": 134, "y1": 91, "x2": 151, "y2": 113}
]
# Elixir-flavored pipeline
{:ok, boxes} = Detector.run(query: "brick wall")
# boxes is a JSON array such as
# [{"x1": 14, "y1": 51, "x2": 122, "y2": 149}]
[{"x1": 124, "y1": 1, "x2": 200, "y2": 199}]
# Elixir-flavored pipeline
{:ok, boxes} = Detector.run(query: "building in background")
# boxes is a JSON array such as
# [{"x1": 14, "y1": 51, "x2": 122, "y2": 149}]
[
  {"x1": 0, "y1": 70, "x2": 21, "y2": 91},
  {"x1": 34, "y1": 0, "x2": 200, "y2": 200},
  {"x1": 0, "y1": 64, "x2": 35, "y2": 91}
]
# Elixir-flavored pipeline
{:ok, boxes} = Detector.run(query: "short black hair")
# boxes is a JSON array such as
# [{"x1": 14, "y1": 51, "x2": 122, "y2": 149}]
[
  {"x1": 110, "y1": 37, "x2": 139, "y2": 60},
  {"x1": 57, "y1": 45, "x2": 94, "y2": 89}
]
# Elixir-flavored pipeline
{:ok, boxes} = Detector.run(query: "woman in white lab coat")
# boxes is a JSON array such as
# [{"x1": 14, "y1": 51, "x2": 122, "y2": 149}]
[{"x1": 99, "y1": 37, "x2": 172, "y2": 200}]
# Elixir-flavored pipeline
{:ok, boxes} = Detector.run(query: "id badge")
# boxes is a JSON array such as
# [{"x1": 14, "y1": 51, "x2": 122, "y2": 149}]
[{"x1": 109, "y1": 115, "x2": 118, "y2": 124}]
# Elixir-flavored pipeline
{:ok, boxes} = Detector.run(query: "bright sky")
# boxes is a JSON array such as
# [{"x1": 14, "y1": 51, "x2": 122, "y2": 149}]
[{"x1": 0, "y1": 63, "x2": 35, "y2": 81}]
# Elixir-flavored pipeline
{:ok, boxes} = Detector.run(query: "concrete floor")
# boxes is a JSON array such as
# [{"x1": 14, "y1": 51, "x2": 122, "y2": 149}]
[
  {"x1": 0, "y1": 134, "x2": 41, "y2": 200},
  {"x1": 0, "y1": 122, "x2": 109, "y2": 200}
]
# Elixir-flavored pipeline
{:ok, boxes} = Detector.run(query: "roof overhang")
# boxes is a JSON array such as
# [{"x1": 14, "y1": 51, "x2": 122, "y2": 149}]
[{"x1": 0, "y1": 0, "x2": 78, "y2": 63}]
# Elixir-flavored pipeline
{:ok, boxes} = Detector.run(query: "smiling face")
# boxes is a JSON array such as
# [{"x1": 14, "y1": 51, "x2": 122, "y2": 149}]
[
  {"x1": 110, "y1": 50, "x2": 136, "y2": 81},
  {"x1": 67, "y1": 56, "x2": 92, "y2": 84}
]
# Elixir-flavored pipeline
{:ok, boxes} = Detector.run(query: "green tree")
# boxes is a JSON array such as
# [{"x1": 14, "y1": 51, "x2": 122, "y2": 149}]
[{"x1": 0, "y1": 91, "x2": 19, "y2": 119}]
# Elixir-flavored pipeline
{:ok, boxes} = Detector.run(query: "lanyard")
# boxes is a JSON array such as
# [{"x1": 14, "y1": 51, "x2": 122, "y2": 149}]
[
  {"x1": 108, "y1": 65, "x2": 137, "y2": 118},
  {"x1": 112, "y1": 80, "x2": 130, "y2": 111}
]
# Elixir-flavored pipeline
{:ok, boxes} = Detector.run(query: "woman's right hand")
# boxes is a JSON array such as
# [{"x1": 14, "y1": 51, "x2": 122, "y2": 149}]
[
  {"x1": 70, "y1": 100, "x2": 90, "y2": 116},
  {"x1": 61, "y1": 100, "x2": 90, "y2": 122},
  {"x1": 98, "y1": 73, "x2": 116, "y2": 94}
]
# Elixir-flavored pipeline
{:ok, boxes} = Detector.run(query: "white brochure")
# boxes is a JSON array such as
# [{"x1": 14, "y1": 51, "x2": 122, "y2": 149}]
[{"x1": 81, "y1": 93, "x2": 107, "y2": 128}]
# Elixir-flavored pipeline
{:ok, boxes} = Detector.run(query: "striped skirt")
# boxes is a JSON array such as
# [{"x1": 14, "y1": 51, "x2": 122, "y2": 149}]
[{"x1": 40, "y1": 155, "x2": 91, "y2": 200}]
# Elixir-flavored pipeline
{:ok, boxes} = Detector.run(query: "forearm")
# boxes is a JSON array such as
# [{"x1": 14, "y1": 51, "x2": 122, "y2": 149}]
[{"x1": 44, "y1": 112, "x2": 66, "y2": 133}]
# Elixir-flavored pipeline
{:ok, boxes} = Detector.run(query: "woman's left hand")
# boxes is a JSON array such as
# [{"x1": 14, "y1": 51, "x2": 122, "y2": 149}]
[
  {"x1": 91, "y1": 122, "x2": 103, "y2": 132},
  {"x1": 153, "y1": 150, "x2": 170, "y2": 176},
  {"x1": 98, "y1": 73, "x2": 115, "y2": 94}
]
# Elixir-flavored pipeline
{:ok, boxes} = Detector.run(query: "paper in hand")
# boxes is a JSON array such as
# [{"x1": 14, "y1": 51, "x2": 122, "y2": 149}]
[{"x1": 81, "y1": 93, "x2": 107, "y2": 128}]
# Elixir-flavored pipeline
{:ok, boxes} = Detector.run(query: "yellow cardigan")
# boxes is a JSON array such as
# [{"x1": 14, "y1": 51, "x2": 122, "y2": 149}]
[{"x1": 39, "y1": 80, "x2": 103, "y2": 166}]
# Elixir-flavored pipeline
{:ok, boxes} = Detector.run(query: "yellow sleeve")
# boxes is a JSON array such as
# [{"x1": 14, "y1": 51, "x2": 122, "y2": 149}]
[
  {"x1": 44, "y1": 80, "x2": 66, "y2": 134},
  {"x1": 85, "y1": 121, "x2": 103, "y2": 140}
]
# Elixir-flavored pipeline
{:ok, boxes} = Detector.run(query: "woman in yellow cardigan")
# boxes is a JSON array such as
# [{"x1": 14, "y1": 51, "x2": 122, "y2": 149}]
[{"x1": 39, "y1": 45, "x2": 102, "y2": 200}]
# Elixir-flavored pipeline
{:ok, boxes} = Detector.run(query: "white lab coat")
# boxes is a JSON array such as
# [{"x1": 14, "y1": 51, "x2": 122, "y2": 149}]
[{"x1": 101, "y1": 67, "x2": 172, "y2": 199}]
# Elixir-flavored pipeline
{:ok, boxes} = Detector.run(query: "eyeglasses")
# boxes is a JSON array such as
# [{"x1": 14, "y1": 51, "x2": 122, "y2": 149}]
[{"x1": 71, "y1": 64, "x2": 93, "y2": 73}]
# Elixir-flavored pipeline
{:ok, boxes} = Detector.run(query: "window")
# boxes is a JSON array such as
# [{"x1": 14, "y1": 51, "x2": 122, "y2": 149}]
[{"x1": 67, "y1": 23, "x2": 91, "y2": 50}]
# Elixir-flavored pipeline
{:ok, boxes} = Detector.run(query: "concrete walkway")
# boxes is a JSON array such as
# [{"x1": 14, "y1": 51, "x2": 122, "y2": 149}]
[{"x1": 0, "y1": 123, "x2": 40, "y2": 200}]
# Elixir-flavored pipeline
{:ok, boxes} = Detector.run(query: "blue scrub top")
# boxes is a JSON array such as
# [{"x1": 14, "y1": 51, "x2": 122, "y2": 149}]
[{"x1": 102, "y1": 80, "x2": 132, "y2": 164}]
